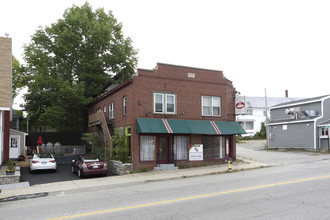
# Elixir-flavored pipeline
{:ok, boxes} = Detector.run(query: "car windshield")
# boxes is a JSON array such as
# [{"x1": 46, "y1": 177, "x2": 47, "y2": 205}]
[
  {"x1": 83, "y1": 157, "x2": 100, "y2": 162},
  {"x1": 35, "y1": 153, "x2": 53, "y2": 158}
]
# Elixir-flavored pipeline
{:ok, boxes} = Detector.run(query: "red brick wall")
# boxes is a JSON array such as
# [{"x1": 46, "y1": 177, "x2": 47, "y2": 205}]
[
  {"x1": 88, "y1": 63, "x2": 237, "y2": 171},
  {"x1": 3, "y1": 110, "x2": 10, "y2": 164}
]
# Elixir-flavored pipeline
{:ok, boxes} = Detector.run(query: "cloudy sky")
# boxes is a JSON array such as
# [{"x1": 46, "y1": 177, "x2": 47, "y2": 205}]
[{"x1": 2, "y1": 0, "x2": 330, "y2": 105}]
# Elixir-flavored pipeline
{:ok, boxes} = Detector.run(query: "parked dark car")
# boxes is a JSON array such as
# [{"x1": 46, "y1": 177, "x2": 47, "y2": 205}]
[{"x1": 72, "y1": 155, "x2": 107, "y2": 178}]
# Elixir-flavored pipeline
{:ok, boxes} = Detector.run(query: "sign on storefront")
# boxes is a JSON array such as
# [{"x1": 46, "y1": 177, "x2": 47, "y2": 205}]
[{"x1": 189, "y1": 144, "x2": 203, "y2": 161}]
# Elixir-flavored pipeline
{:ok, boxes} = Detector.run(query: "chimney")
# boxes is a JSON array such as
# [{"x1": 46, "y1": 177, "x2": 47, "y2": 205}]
[{"x1": 285, "y1": 90, "x2": 288, "y2": 98}]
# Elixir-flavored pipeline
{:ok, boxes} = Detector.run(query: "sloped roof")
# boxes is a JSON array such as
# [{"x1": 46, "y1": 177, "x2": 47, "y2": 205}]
[
  {"x1": 271, "y1": 95, "x2": 330, "y2": 108},
  {"x1": 242, "y1": 96, "x2": 303, "y2": 109}
]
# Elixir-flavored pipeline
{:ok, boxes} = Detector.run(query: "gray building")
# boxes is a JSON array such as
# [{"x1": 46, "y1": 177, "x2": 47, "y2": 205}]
[
  {"x1": 236, "y1": 96, "x2": 301, "y2": 137},
  {"x1": 268, "y1": 95, "x2": 330, "y2": 150}
]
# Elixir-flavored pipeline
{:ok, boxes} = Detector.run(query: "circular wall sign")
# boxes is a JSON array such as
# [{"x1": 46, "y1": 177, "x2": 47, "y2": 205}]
[{"x1": 236, "y1": 101, "x2": 245, "y2": 109}]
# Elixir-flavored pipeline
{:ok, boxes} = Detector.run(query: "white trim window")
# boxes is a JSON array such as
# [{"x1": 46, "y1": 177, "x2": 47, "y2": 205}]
[
  {"x1": 109, "y1": 103, "x2": 115, "y2": 119},
  {"x1": 202, "y1": 96, "x2": 221, "y2": 116},
  {"x1": 140, "y1": 136, "x2": 155, "y2": 161},
  {"x1": 123, "y1": 96, "x2": 127, "y2": 115},
  {"x1": 154, "y1": 93, "x2": 164, "y2": 113},
  {"x1": 153, "y1": 92, "x2": 176, "y2": 114}
]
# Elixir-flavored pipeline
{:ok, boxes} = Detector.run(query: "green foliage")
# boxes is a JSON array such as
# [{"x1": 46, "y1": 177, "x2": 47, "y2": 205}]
[
  {"x1": 6, "y1": 159, "x2": 15, "y2": 172},
  {"x1": 112, "y1": 129, "x2": 131, "y2": 163},
  {"x1": 22, "y1": 2, "x2": 138, "y2": 132},
  {"x1": 254, "y1": 123, "x2": 267, "y2": 139},
  {"x1": 237, "y1": 123, "x2": 267, "y2": 141},
  {"x1": 12, "y1": 56, "x2": 26, "y2": 100},
  {"x1": 81, "y1": 133, "x2": 109, "y2": 160}
]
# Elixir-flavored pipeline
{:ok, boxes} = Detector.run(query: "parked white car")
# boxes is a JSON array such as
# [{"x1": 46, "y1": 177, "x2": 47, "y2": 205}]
[{"x1": 30, "y1": 153, "x2": 57, "y2": 173}]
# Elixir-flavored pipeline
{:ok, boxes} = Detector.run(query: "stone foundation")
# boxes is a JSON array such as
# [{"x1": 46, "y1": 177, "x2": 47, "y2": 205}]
[
  {"x1": 0, "y1": 165, "x2": 20, "y2": 185},
  {"x1": 108, "y1": 160, "x2": 133, "y2": 175}
]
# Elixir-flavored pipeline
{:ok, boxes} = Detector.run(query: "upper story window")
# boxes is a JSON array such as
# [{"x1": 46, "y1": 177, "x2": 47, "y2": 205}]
[
  {"x1": 153, "y1": 92, "x2": 176, "y2": 114},
  {"x1": 321, "y1": 127, "x2": 328, "y2": 136},
  {"x1": 247, "y1": 108, "x2": 253, "y2": 115},
  {"x1": 202, "y1": 96, "x2": 221, "y2": 116},
  {"x1": 109, "y1": 103, "x2": 115, "y2": 119},
  {"x1": 123, "y1": 96, "x2": 127, "y2": 116}
]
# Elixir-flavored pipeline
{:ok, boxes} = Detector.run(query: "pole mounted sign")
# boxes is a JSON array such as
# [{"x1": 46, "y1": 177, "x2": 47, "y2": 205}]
[{"x1": 235, "y1": 96, "x2": 246, "y2": 115}]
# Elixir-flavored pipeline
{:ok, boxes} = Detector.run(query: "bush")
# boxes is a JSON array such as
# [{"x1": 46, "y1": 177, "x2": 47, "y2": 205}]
[
  {"x1": 6, "y1": 159, "x2": 15, "y2": 172},
  {"x1": 81, "y1": 133, "x2": 110, "y2": 160},
  {"x1": 112, "y1": 130, "x2": 131, "y2": 163}
]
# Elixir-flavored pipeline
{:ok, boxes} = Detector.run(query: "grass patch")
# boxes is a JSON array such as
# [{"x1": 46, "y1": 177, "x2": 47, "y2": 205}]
[{"x1": 136, "y1": 167, "x2": 151, "y2": 173}]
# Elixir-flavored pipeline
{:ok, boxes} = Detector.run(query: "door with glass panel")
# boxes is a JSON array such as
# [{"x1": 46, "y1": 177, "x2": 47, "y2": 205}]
[
  {"x1": 157, "y1": 136, "x2": 169, "y2": 164},
  {"x1": 9, "y1": 136, "x2": 20, "y2": 159}
]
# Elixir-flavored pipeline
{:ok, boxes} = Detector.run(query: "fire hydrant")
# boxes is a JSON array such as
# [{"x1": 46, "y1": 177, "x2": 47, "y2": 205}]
[{"x1": 228, "y1": 157, "x2": 232, "y2": 172}]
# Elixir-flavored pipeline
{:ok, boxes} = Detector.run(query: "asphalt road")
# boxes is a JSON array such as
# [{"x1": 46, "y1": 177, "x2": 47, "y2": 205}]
[{"x1": 2, "y1": 140, "x2": 330, "y2": 219}]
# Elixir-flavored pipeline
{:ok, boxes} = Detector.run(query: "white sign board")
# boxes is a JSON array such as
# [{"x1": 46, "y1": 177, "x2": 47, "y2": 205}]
[
  {"x1": 235, "y1": 96, "x2": 246, "y2": 115},
  {"x1": 189, "y1": 144, "x2": 203, "y2": 161}
]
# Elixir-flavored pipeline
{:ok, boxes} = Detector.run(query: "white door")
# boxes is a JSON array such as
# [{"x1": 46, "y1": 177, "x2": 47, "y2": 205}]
[{"x1": 9, "y1": 136, "x2": 20, "y2": 159}]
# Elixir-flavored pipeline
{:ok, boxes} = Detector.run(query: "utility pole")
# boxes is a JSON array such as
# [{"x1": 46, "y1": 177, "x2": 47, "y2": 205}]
[{"x1": 265, "y1": 88, "x2": 269, "y2": 149}]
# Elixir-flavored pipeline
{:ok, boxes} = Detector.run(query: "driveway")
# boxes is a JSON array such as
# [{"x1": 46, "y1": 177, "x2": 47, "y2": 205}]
[
  {"x1": 237, "y1": 139, "x2": 330, "y2": 166},
  {"x1": 20, "y1": 164, "x2": 79, "y2": 186},
  {"x1": 20, "y1": 164, "x2": 114, "y2": 186}
]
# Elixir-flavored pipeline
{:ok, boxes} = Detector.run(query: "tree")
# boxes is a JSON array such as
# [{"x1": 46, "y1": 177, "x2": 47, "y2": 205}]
[
  {"x1": 12, "y1": 56, "x2": 26, "y2": 101},
  {"x1": 23, "y1": 2, "x2": 138, "y2": 132}
]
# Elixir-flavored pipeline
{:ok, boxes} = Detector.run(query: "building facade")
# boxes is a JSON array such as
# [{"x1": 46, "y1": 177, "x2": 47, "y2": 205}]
[
  {"x1": 88, "y1": 63, "x2": 245, "y2": 171},
  {"x1": 0, "y1": 37, "x2": 12, "y2": 164},
  {"x1": 236, "y1": 96, "x2": 302, "y2": 137},
  {"x1": 268, "y1": 95, "x2": 330, "y2": 150}
]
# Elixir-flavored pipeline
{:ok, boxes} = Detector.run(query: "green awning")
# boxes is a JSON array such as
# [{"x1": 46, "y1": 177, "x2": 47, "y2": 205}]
[
  {"x1": 136, "y1": 118, "x2": 246, "y2": 135},
  {"x1": 214, "y1": 121, "x2": 247, "y2": 135},
  {"x1": 136, "y1": 118, "x2": 168, "y2": 133},
  {"x1": 167, "y1": 119, "x2": 218, "y2": 135}
]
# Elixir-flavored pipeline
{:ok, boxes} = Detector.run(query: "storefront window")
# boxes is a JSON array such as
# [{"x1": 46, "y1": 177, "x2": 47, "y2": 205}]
[
  {"x1": 214, "y1": 136, "x2": 225, "y2": 159},
  {"x1": 173, "y1": 136, "x2": 188, "y2": 160},
  {"x1": 202, "y1": 136, "x2": 226, "y2": 160},
  {"x1": 202, "y1": 136, "x2": 213, "y2": 159},
  {"x1": 140, "y1": 136, "x2": 155, "y2": 161}
]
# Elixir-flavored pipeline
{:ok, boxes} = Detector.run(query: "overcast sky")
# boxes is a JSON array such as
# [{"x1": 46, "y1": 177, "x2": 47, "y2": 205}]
[{"x1": 2, "y1": 0, "x2": 330, "y2": 105}]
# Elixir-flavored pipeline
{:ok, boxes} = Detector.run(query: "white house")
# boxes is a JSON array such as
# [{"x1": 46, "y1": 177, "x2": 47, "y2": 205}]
[{"x1": 236, "y1": 96, "x2": 303, "y2": 137}]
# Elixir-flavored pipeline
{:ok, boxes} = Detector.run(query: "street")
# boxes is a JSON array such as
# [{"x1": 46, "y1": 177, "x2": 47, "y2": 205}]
[{"x1": 1, "y1": 141, "x2": 330, "y2": 219}]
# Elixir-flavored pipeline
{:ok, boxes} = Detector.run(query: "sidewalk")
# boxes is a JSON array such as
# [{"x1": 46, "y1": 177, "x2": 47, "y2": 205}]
[{"x1": 0, "y1": 157, "x2": 269, "y2": 201}]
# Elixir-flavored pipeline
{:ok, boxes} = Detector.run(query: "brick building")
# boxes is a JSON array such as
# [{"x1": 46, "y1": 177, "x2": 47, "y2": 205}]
[
  {"x1": 88, "y1": 63, "x2": 245, "y2": 171},
  {"x1": 0, "y1": 37, "x2": 12, "y2": 164}
]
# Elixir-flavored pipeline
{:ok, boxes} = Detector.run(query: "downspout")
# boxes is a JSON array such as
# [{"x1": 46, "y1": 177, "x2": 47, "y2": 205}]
[{"x1": 314, "y1": 99, "x2": 325, "y2": 150}]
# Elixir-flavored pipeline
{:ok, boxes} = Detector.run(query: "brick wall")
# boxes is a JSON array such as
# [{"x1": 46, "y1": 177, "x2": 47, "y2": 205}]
[{"x1": 88, "y1": 63, "x2": 237, "y2": 171}]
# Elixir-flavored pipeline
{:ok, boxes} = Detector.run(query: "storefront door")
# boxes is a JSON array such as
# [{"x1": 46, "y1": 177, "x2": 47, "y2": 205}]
[{"x1": 157, "y1": 137, "x2": 169, "y2": 164}]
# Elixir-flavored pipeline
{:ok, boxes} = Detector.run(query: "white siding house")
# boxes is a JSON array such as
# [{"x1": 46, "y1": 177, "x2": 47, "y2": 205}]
[{"x1": 236, "y1": 96, "x2": 302, "y2": 137}]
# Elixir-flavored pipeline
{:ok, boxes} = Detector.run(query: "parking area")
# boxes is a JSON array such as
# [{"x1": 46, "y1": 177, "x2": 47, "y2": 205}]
[
  {"x1": 20, "y1": 164, "x2": 78, "y2": 186},
  {"x1": 20, "y1": 164, "x2": 114, "y2": 186}
]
